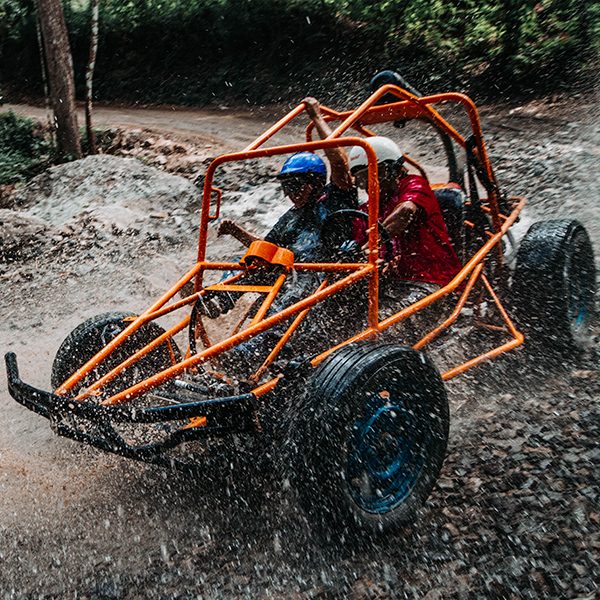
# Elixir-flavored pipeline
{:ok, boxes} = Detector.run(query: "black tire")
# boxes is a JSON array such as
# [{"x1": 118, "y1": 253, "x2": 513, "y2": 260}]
[
  {"x1": 288, "y1": 343, "x2": 449, "y2": 538},
  {"x1": 512, "y1": 220, "x2": 596, "y2": 354},
  {"x1": 51, "y1": 311, "x2": 181, "y2": 397}
]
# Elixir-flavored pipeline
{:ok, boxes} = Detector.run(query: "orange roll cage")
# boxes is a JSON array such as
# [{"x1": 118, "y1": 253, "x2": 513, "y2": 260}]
[{"x1": 51, "y1": 83, "x2": 525, "y2": 420}]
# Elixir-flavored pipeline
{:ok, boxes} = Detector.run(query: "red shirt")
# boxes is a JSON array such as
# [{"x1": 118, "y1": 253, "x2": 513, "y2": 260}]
[{"x1": 354, "y1": 175, "x2": 462, "y2": 286}]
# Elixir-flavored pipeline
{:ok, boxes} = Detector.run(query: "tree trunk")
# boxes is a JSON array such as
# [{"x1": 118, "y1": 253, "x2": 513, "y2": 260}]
[
  {"x1": 500, "y1": 0, "x2": 520, "y2": 75},
  {"x1": 36, "y1": 0, "x2": 82, "y2": 159},
  {"x1": 85, "y1": 0, "x2": 100, "y2": 154},
  {"x1": 34, "y1": 4, "x2": 55, "y2": 143}
]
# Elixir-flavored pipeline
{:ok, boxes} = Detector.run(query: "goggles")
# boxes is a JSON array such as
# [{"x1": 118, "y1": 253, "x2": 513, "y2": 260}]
[{"x1": 279, "y1": 176, "x2": 311, "y2": 193}]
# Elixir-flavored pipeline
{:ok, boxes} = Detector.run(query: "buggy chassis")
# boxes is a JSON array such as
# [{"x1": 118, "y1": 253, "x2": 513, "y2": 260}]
[{"x1": 6, "y1": 83, "x2": 527, "y2": 466}]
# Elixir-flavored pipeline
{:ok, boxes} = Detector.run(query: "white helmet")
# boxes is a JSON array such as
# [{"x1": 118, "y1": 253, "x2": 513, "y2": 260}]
[{"x1": 348, "y1": 136, "x2": 403, "y2": 171}]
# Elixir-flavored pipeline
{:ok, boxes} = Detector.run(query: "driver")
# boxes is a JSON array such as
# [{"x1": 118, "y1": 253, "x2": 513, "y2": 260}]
[
  {"x1": 348, "y1": 136, "x2": 462, "y2": 315},
  {"x1": 212, "y1": 98, "x2": 357, "y2": 318},
  {"x1": 217, "y1": 97, "x2": 356, "y2": 259},
  {"x1": 207, "y1": 99, "x2": 357, "y2": 373}
]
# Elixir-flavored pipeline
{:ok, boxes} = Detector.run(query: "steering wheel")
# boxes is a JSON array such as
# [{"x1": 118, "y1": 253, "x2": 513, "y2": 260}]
[{"x1": 320, "y1": 209, "x2": 393, "y2": 262}]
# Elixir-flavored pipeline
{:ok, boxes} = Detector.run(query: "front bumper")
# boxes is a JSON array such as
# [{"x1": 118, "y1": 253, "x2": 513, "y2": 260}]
[{"x1": 5, "y1": 352, "x2": 258, "y2": 465}]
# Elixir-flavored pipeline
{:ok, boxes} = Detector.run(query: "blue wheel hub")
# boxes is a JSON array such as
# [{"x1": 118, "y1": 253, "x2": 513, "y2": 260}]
[
  {"x1": 565, "y1": 238, "x2": 593, "y2": 336},
  {"x1": 567, "y1": 271, "x2": 588, "y2": 330},
  {"x1": 347, "y1": 391, "x2": 427, "y2": 514}
]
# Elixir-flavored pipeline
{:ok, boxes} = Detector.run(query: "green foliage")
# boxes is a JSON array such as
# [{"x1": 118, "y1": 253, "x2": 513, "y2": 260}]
[
  {"x1": 0, "y1": 111, "x2": 55, "y2": 184},
  {"x1": 1, "y1": 0, "x2": 598, "y2": 105}
]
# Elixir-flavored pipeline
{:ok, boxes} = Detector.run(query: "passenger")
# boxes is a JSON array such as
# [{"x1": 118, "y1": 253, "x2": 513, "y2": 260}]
[{"x1": 348, "y1": 135, "x2": 462, "y2": 318}]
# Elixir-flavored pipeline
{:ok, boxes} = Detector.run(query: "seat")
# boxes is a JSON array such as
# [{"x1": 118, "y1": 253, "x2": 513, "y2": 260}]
[{"x1": 434, "y1": 186, "x2": 466, "y2": 261}]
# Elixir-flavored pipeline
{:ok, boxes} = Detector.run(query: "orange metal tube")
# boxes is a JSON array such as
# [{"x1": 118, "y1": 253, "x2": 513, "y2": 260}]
[
  {"x1": 441, "y1": 336, "x2": 523, "y2": 381},
  {"x1": 166, "y1": 339, "x2": 178, "y2": 365},
  {"x1": 78, "y1": 316, "x2": 191, "y2": 399},
  {"x1": 440, "y1": 268, "x2": 524, "y2": 380},
  {"x1": 252, "y1": 376, "x2": 282, "y2": 398},
  {"x1": 244, "y1": 103, "x2": 307, "y2": 152},
  {"x1": 366, "y1": 145, "x2": 381, "y2": 329},
  {"x1": 148, "y1": 292, "x2": 204, "y2": 320},
  {"x1": 208, "y1": 284, "x2": 273, "y2": 293},
  {"x1": 197, "y1": 262, "x2": 243, "y2": 270},
  {"x1": 475, "y1": 322, "x2": 509, "y2": 333},
  {"x1": 197, "y1": 136, "x2": 381, "y2": 317},
  {"x1": 250, "y1": 279, "x2": 329, "y2": 383},
  {"x1": 55, "y1": 260, "x2": 207, "y2": 395},
  {"x1": 309, "y1": 199, "x2": 525, "y2": 368},
  {"x1": 101, "y1": 265, "x2": 374, "y2": 405},
  {"x1": 293, "y1": 262, "x2": 366, "y2": 272},
  {"x1": 413, "y1": 262, "x2": 484, "y2": 350},
  {"x1": 310, "y1": 327, "x2": 381, "y2": 367},
  {"x1": 182, "y1": 416, "x2": 208, "y2": 430},
  {"x1": 249, "y1": 273, "x2": 288, "y2": 326},
  {"x1": 197, "y1": 137, "x2": 380, "y2": 274},
  {"x1": 481, "y1": 274, "x2": 521, "y2": 338}
]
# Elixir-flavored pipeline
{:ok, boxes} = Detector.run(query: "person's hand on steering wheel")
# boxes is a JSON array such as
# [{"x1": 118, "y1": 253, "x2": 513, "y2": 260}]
[{"x1": 320, "y1": 209, "x2": 393, "y2": 265}]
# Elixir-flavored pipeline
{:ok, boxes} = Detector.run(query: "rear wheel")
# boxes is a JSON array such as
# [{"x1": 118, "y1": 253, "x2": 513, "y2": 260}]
[
  {"x1": 511, "y1": 220, "x2": 596, "y2": 354},
  {"x1": 51, "y1": 311, "x2": 181, "y2": 397},
  {"x1": 288, "y1": 343, "x2": 449, "y2": 538}
]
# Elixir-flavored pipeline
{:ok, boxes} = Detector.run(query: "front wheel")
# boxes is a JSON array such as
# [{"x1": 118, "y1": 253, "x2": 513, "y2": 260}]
[
  {"x1": 511, "y1": 219, "x2": 596, "y2": 355},
  {"x1": 51, "y1": 311, "x2": 181, "y2": 397},
  {"x1": 289, "y1": 343, "x2": 449, "y2": 538}
]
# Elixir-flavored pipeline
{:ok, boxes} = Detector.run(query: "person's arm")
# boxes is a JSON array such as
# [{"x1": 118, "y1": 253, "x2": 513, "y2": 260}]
[
  {"x1": 382, "y1": 201, "x2": 420, "y2": 238},
  {"x1": 303, "y1": 97, "x2": 354, "y2": 191},
  {"x1": 217, "y1": 219, "x2": 260, "y2": 247}
]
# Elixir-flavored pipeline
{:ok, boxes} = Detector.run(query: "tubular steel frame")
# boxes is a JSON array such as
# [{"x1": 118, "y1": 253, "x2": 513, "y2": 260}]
[{"x1": 51, "y1": 84, "x2": 525, "y2": 431}]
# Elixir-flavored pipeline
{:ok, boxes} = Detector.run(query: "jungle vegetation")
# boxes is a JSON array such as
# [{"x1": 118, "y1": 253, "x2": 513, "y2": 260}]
[{"x1": 1, "y1": 0, "x2": 598, "y2": 105}]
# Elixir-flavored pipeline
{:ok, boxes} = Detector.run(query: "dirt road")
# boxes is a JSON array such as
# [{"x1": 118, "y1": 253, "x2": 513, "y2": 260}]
[
  {"x1": 1, "y1": 96, "x2": 598, "y2": 599},
  {"x1": 5, "y1": 102, "x2": 304, "y2": 150}
]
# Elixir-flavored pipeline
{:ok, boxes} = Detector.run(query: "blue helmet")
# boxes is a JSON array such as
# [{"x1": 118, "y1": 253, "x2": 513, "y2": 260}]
[{"x1": 278, "y1": 152, "x2": 326, "y2": 177}]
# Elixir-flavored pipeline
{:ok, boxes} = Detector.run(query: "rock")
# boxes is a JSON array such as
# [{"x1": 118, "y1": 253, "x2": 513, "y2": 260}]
[
  {"x1": 570, "y1": 369, "x2": 598, "y2": 380},
  {"x1": 436, "y1": 477, "x2": 455, "y2": 491},
  {"x1": 523, "y1": 445, "x2": 553, "y2": 458},
  {"x1": 443, "y1": 523, "x2": 460, "y2": 537},
  {"x1": 350, "y1": 578, "x2": 391, "y2": 599},
  {"x1": 562, "y1": 452, "x2": 580, "y2": 463},
  {"x1": 466, "y1": 477, "x2": 483, "y2": 493}
]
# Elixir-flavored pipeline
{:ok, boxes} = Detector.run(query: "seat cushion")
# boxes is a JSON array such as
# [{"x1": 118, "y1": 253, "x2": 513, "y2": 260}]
[{"x1": 433, "y1": 187, "x2": 466, "y2": 261}]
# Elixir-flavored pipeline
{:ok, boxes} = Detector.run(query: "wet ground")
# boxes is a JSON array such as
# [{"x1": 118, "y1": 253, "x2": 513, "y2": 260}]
[{"x1": 1, "y1": 93, "x2": 599, "y2": 599}]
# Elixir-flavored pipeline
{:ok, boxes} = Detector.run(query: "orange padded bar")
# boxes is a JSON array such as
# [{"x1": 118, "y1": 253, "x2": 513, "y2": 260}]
[{"x1": 241, "y1": 240, "x2": 295, "y2": 270}]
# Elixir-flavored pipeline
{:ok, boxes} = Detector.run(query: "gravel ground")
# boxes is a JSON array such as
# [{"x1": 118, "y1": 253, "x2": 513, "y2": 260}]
[{"x1": 0, "y1": 94, "x2": 598, "y2": 599}]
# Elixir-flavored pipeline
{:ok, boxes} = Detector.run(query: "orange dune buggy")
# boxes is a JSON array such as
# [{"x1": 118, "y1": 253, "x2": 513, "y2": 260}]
[{"x1": 6, "y1": 79, "x2": 595, "y2": 535}]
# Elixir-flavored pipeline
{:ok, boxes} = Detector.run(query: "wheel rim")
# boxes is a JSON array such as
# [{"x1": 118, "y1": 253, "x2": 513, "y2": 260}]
[
  {"x1": 346, "y1": 381, "x2": 429, "y2": 514},
  {"x1": 566, "y1": 234, "x2": 594, "y2": 337}
]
